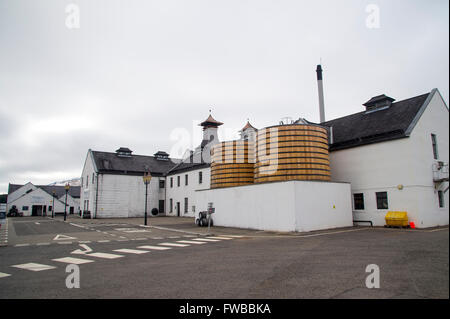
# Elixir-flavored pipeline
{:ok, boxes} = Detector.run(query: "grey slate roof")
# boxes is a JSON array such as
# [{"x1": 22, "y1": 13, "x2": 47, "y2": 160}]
[
  {"x1": 165, "y1": 150, "x2": 210, "y2": 175},
  {"x1": 8, "y1": 184, "x2": 81, "y2": 198},
  {"x1": 91, "y1": 151, "x2": 180, "y2": 177},
  {"x1": 322, "y1": 92, "x2": 430, "y2": 151}
]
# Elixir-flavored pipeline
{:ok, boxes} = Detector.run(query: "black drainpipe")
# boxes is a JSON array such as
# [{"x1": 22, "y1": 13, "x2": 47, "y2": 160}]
[{"x1": 95, "y1": 173, "x2": 100, "y2": 219}]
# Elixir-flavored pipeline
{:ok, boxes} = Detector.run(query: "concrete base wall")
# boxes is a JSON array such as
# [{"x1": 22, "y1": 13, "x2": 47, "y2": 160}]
[{"x1": 195, "y1": 180, "x2": 353, "y2": 232}]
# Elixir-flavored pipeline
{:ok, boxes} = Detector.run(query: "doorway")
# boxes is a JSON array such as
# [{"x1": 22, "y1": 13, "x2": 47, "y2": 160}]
[
  {"x1": 176, "y1": 202, "x2": 180, "y2": 217},
  {"x1": 32, "y1": 205, "x2": 43, "y2": 216}
]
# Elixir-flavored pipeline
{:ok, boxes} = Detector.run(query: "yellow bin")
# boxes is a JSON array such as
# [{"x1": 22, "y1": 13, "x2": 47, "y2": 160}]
[{"x1": 385, "y1": 211, "x2": 409, "y2": 227}]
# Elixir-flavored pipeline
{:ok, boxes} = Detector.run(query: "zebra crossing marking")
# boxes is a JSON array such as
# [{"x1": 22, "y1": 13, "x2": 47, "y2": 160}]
[
  {"x1": 177, "y1": 240, "x2": 206, "y2": 245},
  {"x1": 87, "y1": 252, "x2": 123, "y2": 259},
  {"x1": 12, "y1": 263, "x2": 56, "y2": 272},
  {"x1": 53, "y1": 257, "x2": 94, "y2": 265},
  {"x1": 158, "y1": 242, "x2": 190, "y2": 247},
  {"x1": 208, "y1": 236, "x2": 233, "y2": 240},
  {"x1": 192, "y1": 238, "x2": 220, "y2": 242},
  {"x1": 137, "y1": 245, "x2": 172, "y2": 251},
  {"x1": 113, "y1": 249, "x2": 149, "y2": 254}
]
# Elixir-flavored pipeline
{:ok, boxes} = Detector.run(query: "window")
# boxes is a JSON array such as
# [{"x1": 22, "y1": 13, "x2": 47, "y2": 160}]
[
  {"x1": 159, "y1": 179, "x2": 165, "y2": 189},
  {"x1": 170, "y1": 177, "x2": 173, "y2": 188},
  {"x1": 185, "y1": 174, "x2": 188, "y2": 186},
  {"x1": 170, "y1": 199, "x2": 173, "y2": 213},
  {"x1": 86, "y1": 175, "x2": 89, "y2": 187},
  {"x1": 353, "y1": 193, "x2": 365, "y2": 210},
  {"x1": 431, "y1": 134, "x2": 439, "y2": 159},
  {"x1": 177, "y1": 176, "x2": 180, "y2": 187},
  {"x1": 184, "y1": 197, "x2": 188, "y2": 213},
  {"x1": 81, "y1": 177, "x2": 83, "y2": 187},
  {"x1": 92, "y1": 173, "x2": 95, "y2": 184},
  {"x1": 438, "y1": 191, "x2": 444, "y2": 208},
  {"x1": 49, "y1": 206, "x2": 52, "y2": 212},
  {"x1": 376, "y1": 192, "x2": 388, "y2": 209},
  {"x1": 22, "y1": 206, "x2": 29, "y2": 211},
  {"x1": 199, "y1": 171, "x2": 203, "y2": 184}
]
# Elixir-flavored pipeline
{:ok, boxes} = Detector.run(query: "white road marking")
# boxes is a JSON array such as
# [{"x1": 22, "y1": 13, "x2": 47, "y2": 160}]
[
  {"x1": 192, "y1": 238, "x2": 220, "y2": 242},
  {"x1": 207, "y1": 236, "x2": 233, "y2": 240},
  {"x1": 70, "y1": 223, "x2": 86, "y2": 229},
  {"x1": 71, "y1": 244, "x2": 93, "y2": 255},
  {"x1": 35, "y1": 222, "x2": 40, "y2": 225},
  {"x1": 78, "y1": 241, "x2": 91, "y2": 244},
  {"x1": 225, "y1": 235, "x2": 244, "y2": 238},
  {"x1": 168, "y1": 236, "x2": 180, "y2": 239},
  {"x1": 36, "y1": 243, "x2": 50, "y2": 246},
  {"x1": 183, "y1": 235, "x2": 196, "y2": 238},
  {"x1": 98, "y1": 240, "x2": 110, "y2": 243},
  {"x1": 14, "y1": 244, "x2": 30, "y2": 247},
  {"x1": 113, "y1": 249, "x2": 149, "y2": 254},
  {"x1": 53, "y1": 234, "x2": 77, "y2": 241},
  {"x1": 12, "y1": 263, "x2": 56, "y2": 272},
  {"x1": 0, "y1": 272, "x2": 11, "y2": 278},
  {"x1": 137, "y1": 245, "x2": 172, "y2": 251},
  {"x1": 152, "y1": 237, "x2": 163, "y2": 239},
  {"x1": 159, "y1": 242, "x2": 190, "y2": 247},
  {"x1": 134, "y1": 238, "x2": 147, "y2": 241},
  {"x1": 87, "y1": 252, "x2": 124, "y2": 259},
  {"x1": 115, "y1": 228, "x2": 149, "y2": 233},
  {"x1": 177, "y1": 240, "x2": 206, "y2": 245},
  {"x1": 53, "y1": 257, "x2": 94, "y2": 265},
  {"x1": 57, "y1": 241, "x2": 72, "y2": 245},
  {"x1": 427, "y1": 227, "x2": 449, "y2": 232}
]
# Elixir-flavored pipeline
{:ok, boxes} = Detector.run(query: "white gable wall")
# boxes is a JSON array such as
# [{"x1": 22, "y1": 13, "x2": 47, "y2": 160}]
[
  {"x1": 330, "y1": 91, "x2": 449, "y2": 228},
  {"x1": 7, "y1": 182, "x2": 37, "y2": 206}
]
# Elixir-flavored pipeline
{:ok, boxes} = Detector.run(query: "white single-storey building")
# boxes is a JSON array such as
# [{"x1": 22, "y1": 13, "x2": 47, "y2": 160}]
[{"x1": 6, "y1": 182, "x2": 81, "y2": 216}]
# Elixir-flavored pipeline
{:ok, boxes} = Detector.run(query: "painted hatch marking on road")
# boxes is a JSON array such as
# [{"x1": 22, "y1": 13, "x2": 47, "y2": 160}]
[
  {"x1": 52, "y1": 257, "x2": 94, "y2": 265},
  {"x1": 137, "y1": 245, "x2": 172, "y2": 251},
  {"x1": 0, "y1": 272, "x2": 11, "y2": 278},
  {"x1": 113, "y1": 249, "x2": 149, "y2": 254},
  {"x1": 176, "y1": 240, "x2": 206, "y2": 245},
  {"x1": 87, "y1": 252, "x2": 124, "y2": 259},
  {"x1": 158, "y1": 242, "x2": 190, "y2": 247},
  {"x1": 11, "y1": 263, "x2": 57, "y2": 272}
]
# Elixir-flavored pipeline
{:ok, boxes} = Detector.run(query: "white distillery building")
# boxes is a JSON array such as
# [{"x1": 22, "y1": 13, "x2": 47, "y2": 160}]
[
  {"x1": 6, "y1": 182, "x2": 81, "y2": 216},
  {"x1": 321, "y1": 88, "x2": 449, "y2": 228},
  {"x1": 79, "y1": 85, "x2": 448, "y2": 230}
]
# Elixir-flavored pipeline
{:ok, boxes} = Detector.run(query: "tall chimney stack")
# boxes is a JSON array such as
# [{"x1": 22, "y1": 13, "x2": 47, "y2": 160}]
[{"x1": 316, "y1": 64, "x2": 325, "y2": 123}]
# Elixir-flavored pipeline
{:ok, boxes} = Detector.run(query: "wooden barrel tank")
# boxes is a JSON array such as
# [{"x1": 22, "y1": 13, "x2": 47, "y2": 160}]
[
  {"x1": 255, "y1": 124, "x2": 330, "y2": 183},
  {"x1": 210, "y1": 140, "x2": 255, "y2": 188}
]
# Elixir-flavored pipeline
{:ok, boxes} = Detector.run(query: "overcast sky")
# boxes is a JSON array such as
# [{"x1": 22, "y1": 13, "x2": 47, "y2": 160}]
[{"x1": 0, "y1": 0, "x2": 448, "y2": 193}]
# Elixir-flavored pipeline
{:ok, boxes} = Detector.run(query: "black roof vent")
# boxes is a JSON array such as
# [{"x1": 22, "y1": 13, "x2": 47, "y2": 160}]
[
  {"x1": 363, "y1": 94, "x2": 395, "y2": 113},
  {"x1": 154, "y1": 151, "x2": 169, "y2": 161},
  {"x1": 116, "y1": 147, "x2": 133, "y2": 157}
]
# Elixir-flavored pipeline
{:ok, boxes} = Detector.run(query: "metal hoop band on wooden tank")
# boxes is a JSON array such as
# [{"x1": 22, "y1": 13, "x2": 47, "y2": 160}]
[
  {"x1": 255, "y1": 124, "x2": 331, "y2": 183},
  {"x1": 210, "y1": 140, "x2": 255, "y2": 188}
]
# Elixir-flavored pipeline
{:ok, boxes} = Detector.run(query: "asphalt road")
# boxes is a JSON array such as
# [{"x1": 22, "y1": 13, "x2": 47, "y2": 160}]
[{"x1": 0, "y1": 216, "x2": 448, "y2": 299}]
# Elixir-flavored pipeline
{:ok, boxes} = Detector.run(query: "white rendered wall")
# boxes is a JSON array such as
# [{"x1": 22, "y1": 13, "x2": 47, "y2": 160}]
[
  {"x1": 95, "y1": 174, "x2": 163, "y2": 218},
  {"x1": 330, "y1": 91, "x2": 449, "y2": 228},
  {"x1": 166, "y1": 167, "x2": 210, "y2": 217},
  {"x1": 195, "y1": 180, "x2": 352, "y2": 232}
]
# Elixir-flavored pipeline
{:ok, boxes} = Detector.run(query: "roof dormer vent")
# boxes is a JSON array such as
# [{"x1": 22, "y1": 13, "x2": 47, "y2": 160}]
[
  {"x1": 363, "y1": 94, "x2": 395, "y2": 113},
  {"x1": 115, "y1": 147, "x2": 133, "y2": 157},
  {"x1": 154, "y1": 151, "x2": 169, "y2": 161}
]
